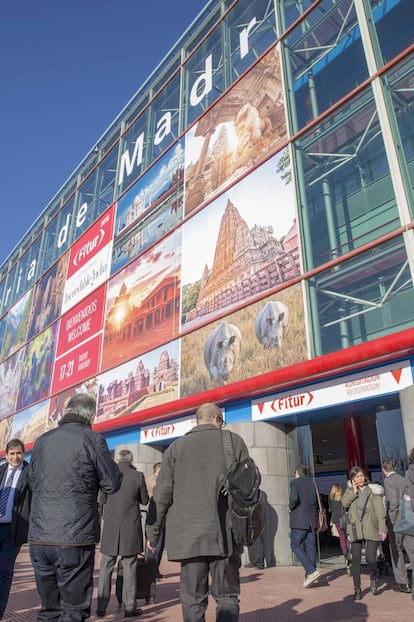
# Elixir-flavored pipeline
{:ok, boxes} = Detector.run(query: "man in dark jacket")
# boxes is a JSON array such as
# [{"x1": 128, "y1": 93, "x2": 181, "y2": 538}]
[
  {"x1": 96, "y1": 449, "x2": 149, "y2": 618},
  {"x1": 0, "y1": 438, "x2": 30, "y2": 619},
  {"x1": 382, "y1": 458, "x2": 411, "y2": 592},
  {"x1": 146, "y1": 402, "x2": 250, "y2": 622},
  {"x1": 288, "y1": 464, "x2": 320, "y2": 588},
  {"x1": 28, "y1": 393, "x2": 122, "y2": 622}
]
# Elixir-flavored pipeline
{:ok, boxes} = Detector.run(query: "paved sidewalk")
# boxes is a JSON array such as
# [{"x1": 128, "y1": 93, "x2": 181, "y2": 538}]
[{"x1": 4, "y1": 545, "x2": 413, "y2": 621}]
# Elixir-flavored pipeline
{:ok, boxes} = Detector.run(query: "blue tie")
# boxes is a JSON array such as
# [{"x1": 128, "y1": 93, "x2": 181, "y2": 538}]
[{"x1": 0, "y1": 469, "x2": 15, "y2": 517}]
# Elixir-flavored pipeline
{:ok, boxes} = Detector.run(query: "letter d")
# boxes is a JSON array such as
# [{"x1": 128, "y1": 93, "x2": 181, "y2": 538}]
[
  {"x1": 190, "y1": 55, "x2": 213, "y2": 107},
  {"x1": 58, "y1": 213, "x2": 71, "y2": 248}
]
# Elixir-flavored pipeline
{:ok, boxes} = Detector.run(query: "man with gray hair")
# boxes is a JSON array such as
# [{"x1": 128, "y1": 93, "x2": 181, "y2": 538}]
[
  {"x1": 97, "y1": 449, "x2": 149, "y2": 618},
  {"x1": 147, "y1": 402, "x2": 250, "y2": 621},
  {"x1": 28, "y1": 393, "x2": 122, "y2": 622}
]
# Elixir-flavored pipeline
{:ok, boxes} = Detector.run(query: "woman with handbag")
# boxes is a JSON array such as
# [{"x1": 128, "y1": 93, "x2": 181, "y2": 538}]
[
  {"x1": 342, "y1": 466, "x2": 387, "y2": 601},
  {"x1": 328, "y1": 483, "x2": 348, "y2": 562}
]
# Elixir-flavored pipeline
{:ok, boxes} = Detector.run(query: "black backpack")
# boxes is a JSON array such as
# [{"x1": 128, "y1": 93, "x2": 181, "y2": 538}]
[{"x1": 221, "y1": 430, "x2": 266, "y2": 546}]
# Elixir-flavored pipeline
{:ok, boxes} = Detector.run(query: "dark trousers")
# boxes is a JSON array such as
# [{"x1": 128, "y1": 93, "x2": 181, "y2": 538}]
[
  {"x1": 290, "y1": 528, "x2": 317, "y2": 577},
  {"x1": 180, "y1": 549, "x2": 242, "y2": 622},
  {"x1": 350, "y1": 539, "x2": 378, "y2": 587},
  {"x1": 0, "y1": 523, "x2": 21, "y2": 619},
  {"x1": 98, "y1": 554, "x2": 137, "y2": 612},
  {"x1": 29, "y1": 543, "x2": 95, "y2": 622}
]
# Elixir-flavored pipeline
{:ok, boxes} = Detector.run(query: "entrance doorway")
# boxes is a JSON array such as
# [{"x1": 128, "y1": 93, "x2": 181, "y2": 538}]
[{"x1": 308, "y1": 398, "x2": 407, "y2": 563}]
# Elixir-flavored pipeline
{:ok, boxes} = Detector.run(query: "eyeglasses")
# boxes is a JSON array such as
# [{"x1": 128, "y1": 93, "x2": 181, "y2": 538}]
[{"x1": 216, "y1": 417, "x2": 226, "y2": 428}]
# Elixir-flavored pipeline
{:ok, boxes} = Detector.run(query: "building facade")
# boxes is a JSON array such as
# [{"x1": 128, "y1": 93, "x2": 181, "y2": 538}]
[{"x1": 1, "y1": 0, "x2": 414, "y2": 565}]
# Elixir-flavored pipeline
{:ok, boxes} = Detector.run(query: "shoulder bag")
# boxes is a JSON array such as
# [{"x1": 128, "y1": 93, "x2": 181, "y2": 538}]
[{"x1": 314, "y1": 480, "x2": 328, "y2": 533}]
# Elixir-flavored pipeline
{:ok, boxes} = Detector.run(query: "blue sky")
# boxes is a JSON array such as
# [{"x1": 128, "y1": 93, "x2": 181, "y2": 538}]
[{"x1": 0, "y1": 0, "x2": 209, "y2": 264}]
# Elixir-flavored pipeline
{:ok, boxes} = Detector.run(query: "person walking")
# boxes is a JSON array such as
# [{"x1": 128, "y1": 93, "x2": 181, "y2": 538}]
[
  {"x1": 146, "y1": 402, "x2": 251, "y2": 622},
  {"x1": 328, "y1": 483, "x2": 348, "y2": 562},
  {"x1": 342, "y1": 466, "x2": 387, "y2": 600},
  {"x1": 0, "y1": 439, "x2": 31, "y2": 620},
  {"x1": 288, "y1": 465, "x2": 320, "y2": 588},
  {"x1": 96, "y1": 449, "x2": 149, "y2": 618},
  {"x1": 382, "y1": 458, "x2": 411, "y2": 593},
  {"x1": 28, "y1": 393, "x2": 122, "y2": 622}
]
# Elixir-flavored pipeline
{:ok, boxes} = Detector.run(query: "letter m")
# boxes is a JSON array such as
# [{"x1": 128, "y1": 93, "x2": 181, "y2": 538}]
[{"x1": 118, "y1": 133, "x2": 144, "y2": 186}]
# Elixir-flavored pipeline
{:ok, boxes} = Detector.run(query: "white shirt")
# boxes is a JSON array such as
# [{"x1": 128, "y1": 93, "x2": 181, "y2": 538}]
[{"x1": 0, "y1": 465, "x2": 23, "y2": 523}]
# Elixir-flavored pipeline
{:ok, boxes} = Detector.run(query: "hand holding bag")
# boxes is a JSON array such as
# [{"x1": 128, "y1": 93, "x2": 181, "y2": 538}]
[
  {"x1": 314, "y1": 480, "x2": 328, "y2": 533},
  {"x1": 393, "y1": 496, "x2": 414, "y2": 536}
]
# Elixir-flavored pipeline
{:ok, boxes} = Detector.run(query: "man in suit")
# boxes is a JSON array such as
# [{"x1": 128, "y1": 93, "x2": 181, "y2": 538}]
[
  {"x1": 0, "y1": 438, "x2": 31, "y2": 619},
  {"x1": 146, "y1": 402, "x2": 250, "y2": 622},
  {"x1": 97, "y1": 449, "x2": 149, "y2": 618},
  {"x1": 288, "y1": 464, "x2": 320, "y2": 588},
  {"x1": 382, "y1": 458, "x2": 411, "y2": 592}
]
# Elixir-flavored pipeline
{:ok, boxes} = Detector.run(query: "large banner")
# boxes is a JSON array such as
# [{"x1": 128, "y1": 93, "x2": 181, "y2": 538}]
[
  {"x1": 62, "y1": 206, "x2": 115, "y2": 314},
  {"x1": 52, "y1": 285, "x2": 106, "y2": 394}
]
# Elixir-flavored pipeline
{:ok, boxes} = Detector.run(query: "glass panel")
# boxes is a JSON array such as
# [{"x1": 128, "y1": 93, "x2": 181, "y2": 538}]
[
  {"x1": 11, "y1": 235, "x2": 42, "y2": 304},
  {"x1": 148, "y1": 73, "x2": 181, "y2": 162},
  {"x1": 374, "y1": 0, "x2": 413, "y2": 65},
  {"x1": 294, "y1": 84, "x2": 399, "y2": 270},
  {"x1": 182, "y1": 21, "x2": 225, "y2": 127},
  {"x1": 117, "y1": 108, "x2": 150, "y2": 194},
  {"x1": 385, "y1": 52, "x2": 414, "y2": 219},
  {"x1": 0, "y1": 276, "x2": 6, "y2": 317},
  {"x1": 307, "y1": 236, "x2": 414, "y2": 356},
  {"x1": 94, "y1": 147, "x2": 118, "y2": 218},
  {"x1": 281, "y1": 0, "x2": 368, "y2": 133},
  {"x1": 376, "y1": 408, "x2": 408, "y2": 473},
  {"x1": 39, "y1": 198, "x2": 75, "y2": 274},
  {"x1": 226, "y1": 0, "x2": 277, "y2": 82},
  {"x1": 277, "y1": 0, "x2": 317, "y2": 32}
]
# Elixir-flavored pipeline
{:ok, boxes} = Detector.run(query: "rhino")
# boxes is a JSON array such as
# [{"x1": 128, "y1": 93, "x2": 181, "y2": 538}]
[
  {"x1": 255, "y1": 301, "x2": 289, "y2": 348},
  {"x1": 204, "y1": 320, "x2": 242, "y2": 384}
]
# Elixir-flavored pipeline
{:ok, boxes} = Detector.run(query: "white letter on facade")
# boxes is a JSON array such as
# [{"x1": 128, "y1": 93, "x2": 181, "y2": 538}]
[
  {"x1": 190, "y1": 55, "x2": 213, "y2": 107},
  {"x1": 154, "y1": 112, "x2": 172, "y2": 146},
  {"x1": 118, "y1": 133, "x2": 144, "y2": 186},
  {"x1": 240, "y1": 18, "x2": 256, "y2": 59}
]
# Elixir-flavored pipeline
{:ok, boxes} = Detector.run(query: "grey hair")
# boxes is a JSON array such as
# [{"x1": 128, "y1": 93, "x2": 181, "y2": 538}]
[
  {"x1": 64, "y1": 394, "x2": 96, "y2": 422},
  {"x1": 195, "y1": 402, "x2": 223, "y2": 424},
  {"x1": 117, "y1": 449, "x2": 133, "y2": 462}
]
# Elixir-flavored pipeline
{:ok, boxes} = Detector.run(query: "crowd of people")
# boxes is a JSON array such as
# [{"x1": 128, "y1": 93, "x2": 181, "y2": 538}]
[{"x1": 0, "y1": 394, "x2": 414, "y2": 621}]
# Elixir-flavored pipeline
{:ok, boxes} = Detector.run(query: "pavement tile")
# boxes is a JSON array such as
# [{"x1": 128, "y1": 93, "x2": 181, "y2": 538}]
[{"x1": 4, "y1": 545, "x2": 413, "y2": 621}]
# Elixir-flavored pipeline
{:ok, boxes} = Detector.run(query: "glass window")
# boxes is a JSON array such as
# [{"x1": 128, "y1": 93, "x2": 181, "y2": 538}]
[
  {"x1": 0, "y1": 276, "x2": 5, "y2": 318},
  {"x1": 307, "y1": 235, "x2": 414, "y2": 356},
  {"x1": 374, "y1": 0, "x2": 413, "y2": 65},
  {"x1": 95, "y1": 147, "x2": 118, "y2": 218},
  {"x1": 385, "y1": 52, "x2": 414, "y2": 219},
  {"x1": 277, "y1": 0, "x2": 317, "y2": 32},
  {"x1": 294, "y1": 84, "x2": 399, "y2": 270},
  {"x1": 0, "y1": 316, "x2": 5, "y2": 356},
  {"x1": 226, "y1": 0, "x2": 277, "y2": 82},
  {"x1": 148, "y1": 72, "x2": 181, "y2": 162},
  {"x1": 117, "y1": 108, "x2": 150, "y2": 195},
  {"x1": 280, "y1": 0, "x2": 368, "y2": 133},
  {"x1": 182, "y1": 21, "x2": 225, "y2": 128},
  {"x1": 39, "y1": 198, "x2": 75, "y2": 274},
  {"x1": 11, "y1": 235, "x2": 42, "y2": 304}
]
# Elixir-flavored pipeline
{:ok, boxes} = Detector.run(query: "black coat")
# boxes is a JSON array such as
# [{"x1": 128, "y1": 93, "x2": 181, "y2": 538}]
[
  {"x1": 0, "y1": 460, "x2": 31, "y2": 545},
  {"x1": 100, "y1": 461, "x2": 149, "y2": 556},
  {"x1": 28, "y1": 415, "x2": 122, "y2": 545},
  {"x1": 289, "y1": 474, "x2": 318, "y2": 530},
  {"x1": 148, "y1": 423, "x2": 249, "y2": 561}
]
